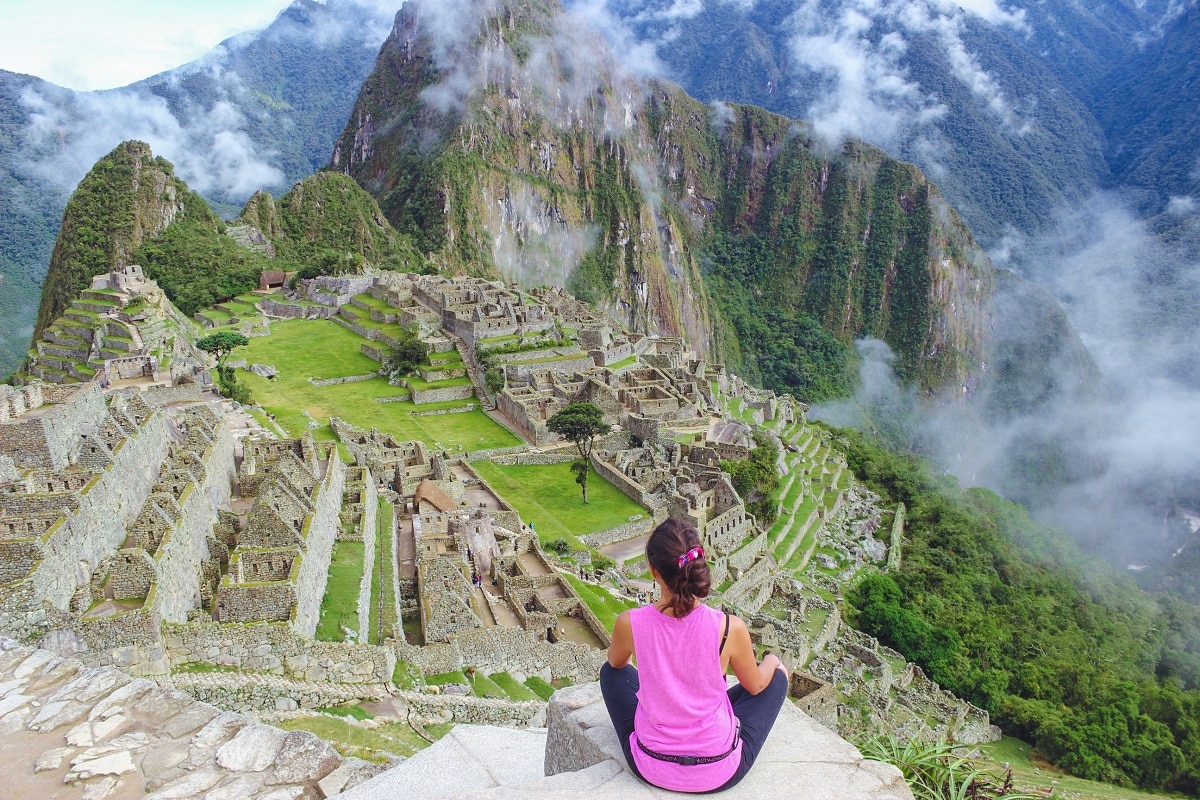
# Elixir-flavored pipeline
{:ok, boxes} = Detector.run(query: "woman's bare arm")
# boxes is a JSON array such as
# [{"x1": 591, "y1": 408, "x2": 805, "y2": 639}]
[
  {"x1": 608, "y1": 610, "x2": 634, "y2": 668},
  {"x1": 724, "y1": 615, "x2": 787, "y2": 694}
]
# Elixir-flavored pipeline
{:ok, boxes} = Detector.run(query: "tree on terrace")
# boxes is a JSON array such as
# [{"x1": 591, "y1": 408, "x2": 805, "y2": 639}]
[
  {"x1": 383, "y1": 326, "x2": 429, "y2": 379},
  {"x1": 196, "y1": 331, "x2": 249, "y2": 370},
  {"x1": 197, "y1": 331, "x2": 250, "y2": 403},
  {"x1": 547, "y1": 402, "x2": 611, "y2": 503}
]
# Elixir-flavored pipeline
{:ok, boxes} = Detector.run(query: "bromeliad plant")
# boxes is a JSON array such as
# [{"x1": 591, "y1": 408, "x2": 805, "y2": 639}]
[{"x1": 858, "y1": 737, "x2": 1036, "y2": 800}]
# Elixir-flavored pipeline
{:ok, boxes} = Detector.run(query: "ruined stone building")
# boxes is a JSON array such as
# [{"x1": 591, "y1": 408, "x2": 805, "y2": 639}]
[
  {"x1": 496, "y1": 347, "x2": 712, "y2": 446},
  {"x1": 592, "y1": 427, "x2": 754, "y2": 560},
  {"x1": 26, "y1": 266, "x2": 208, "y2": 387},
  {"x1": 0, "y1": 383, "x2": 241, "y2": 673},
  {"x1": 331, "y1": 419, "x2": 434, "y2": 493},
  {"x1": 216, "y1": 435, "x2": 346, "y2": 637}
]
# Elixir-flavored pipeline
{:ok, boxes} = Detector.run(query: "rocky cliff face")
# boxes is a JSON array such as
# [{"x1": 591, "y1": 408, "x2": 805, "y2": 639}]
[
  {"x1": 331, "y1": 0, "x2": 993, "y2": 393},
  {"x1": 34, "y1": 141, "x2": 190, "y2": 341}
]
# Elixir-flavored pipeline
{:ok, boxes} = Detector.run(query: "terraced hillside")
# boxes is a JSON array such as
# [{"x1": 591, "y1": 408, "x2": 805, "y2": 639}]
[{"x1": 26, "y1": 272, "x2": 201, "y2": 385}]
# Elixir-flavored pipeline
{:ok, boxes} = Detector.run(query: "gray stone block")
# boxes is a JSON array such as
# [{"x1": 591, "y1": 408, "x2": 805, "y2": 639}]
[
  {"x1": 337, "y1": 726, "x2": 549, "y2": 800},
  {"x1": 538, "y1": 681, "x2": 914, "y2": 800}
]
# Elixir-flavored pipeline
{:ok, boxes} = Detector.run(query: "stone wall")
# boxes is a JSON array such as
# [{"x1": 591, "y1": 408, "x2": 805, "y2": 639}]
[
  {"x1": 356, "y1": 467, "x2": 379, "y2": 640},
  {"x1": 292, "y1": 452, "x2": 348, "y2": 637},
  {"x1": 556, "y1": 579, "x2": 612, "y2": 649},
  {"x1": 166, "y1": 621, "x2": 395, "y2": 684},
  {"x1": 813, "y1": 604, "x2": 843, "y2": 652},
  {"x1": 461, "y1": 444, "x2": 529, "y2": 462},
  {"x1": 331, "y1": 315, "x2": 400, "y2": 349},
  {"x1": 108, "y1": 549, "x2": 156, "y2": 599},
  {"x1": 728, "y1": 531, "x2": 769, "y2": 572},
  {"x1": 306, "y1": 274, "x2": 377, "y2": 306},
  {"x1": 409, "y1": 384, "x2": 475, "y2": 405},
  {"x1": 404, "y1": 692, "x2": 546, "y2": 728},
  {"x1": 152, "y1": 419, "x2": 236, "y2": 623},
  {"x1": 218, "y1": 581, "x2": 296, "y2": 623},
  {"x1": 409, "y1": 404, "x2": 478, "y2": 416},
  {"x1": 163, "y1": 671, "x2": 391, "y2": 714},
  {"x1": 789, "y1": 671, "x2": 838, "y2": 730},
  {"x1": 310, "y1": 373, "x2": 377, "y2": 388},
  {"x1": 579, "y1": 511, "x2": 663, "y2": 549},
  {"x1": 140, "y1": 382, "x2": 204, "y2": 407},
  {"x1": 705, "y1": 504, "x2": 750, "y2": 554},
  {"x1": 261, "y1": 298, "x2": 335, "y2": 320},
  {"x1": 491, "y1": 453, "x2": 577, "y2": 466},
  {"x1": 395, "y1": 626, "x2": 606, "y2": 684},
  {"x1": 591, "y1": 455, "x2": 653, "y2": 507},
  {"x1": 625, "y1": 414, "x2": 661, "y2": 445},
  {"x1": 0, "y1": 383, "x2": 106, "y2": 470},
  {"x1": 1, "y1": 407, "x2": 171, "y2": 615}
]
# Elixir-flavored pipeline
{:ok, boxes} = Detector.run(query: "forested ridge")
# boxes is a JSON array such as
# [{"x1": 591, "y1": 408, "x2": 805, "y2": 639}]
[{"x1": 840, "y1": 428, "x2": 1200, "y2": 793}]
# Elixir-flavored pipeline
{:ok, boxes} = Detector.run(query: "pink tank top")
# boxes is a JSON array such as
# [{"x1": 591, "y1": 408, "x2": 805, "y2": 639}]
[{"x1": 628, "y1": 603, "x2": 742, "y2": 792}]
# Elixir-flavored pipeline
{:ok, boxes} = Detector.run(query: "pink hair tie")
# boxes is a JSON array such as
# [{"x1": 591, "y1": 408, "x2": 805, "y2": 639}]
[{"x1": 677, "y1": 546, "x2": 704, "y2": 568}]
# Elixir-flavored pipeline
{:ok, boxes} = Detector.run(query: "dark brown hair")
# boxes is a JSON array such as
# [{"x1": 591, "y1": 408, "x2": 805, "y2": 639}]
[{"x1": 646, "y1": 518, "x2": 710, "y2": 618}]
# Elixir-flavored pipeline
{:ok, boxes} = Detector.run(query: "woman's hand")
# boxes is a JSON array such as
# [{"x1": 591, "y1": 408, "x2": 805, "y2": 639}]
[{"x1": 726, "y1": 616, "x2": 787, "y2": 694}]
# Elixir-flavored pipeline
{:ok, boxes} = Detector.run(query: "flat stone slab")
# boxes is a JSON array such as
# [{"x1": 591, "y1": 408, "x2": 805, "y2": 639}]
[
  {"x1": 338, "y1": 725, "x2": 551, "y2": 799},
  {"x1": 340, "y1": 681, "x2": 913, "y2": 800}
]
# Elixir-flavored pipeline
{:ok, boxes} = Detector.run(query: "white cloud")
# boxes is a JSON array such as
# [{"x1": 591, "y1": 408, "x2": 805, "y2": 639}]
[
  {"x1": 19, "y1": 83, "x2": 286, "y2": 200},
  {"x1": 0, "y1": 0, "x2": 297, "y2": 90},
  {"x1": 781, "y1": 0, "x2": 1029, "y2": 150},
  {"x1": 1167, "y1": 196, "x2": 1198, "y2": 216}
]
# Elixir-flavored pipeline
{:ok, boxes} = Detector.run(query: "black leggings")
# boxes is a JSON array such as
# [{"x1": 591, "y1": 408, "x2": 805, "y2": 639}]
[{"x1": 598, "y1": 662, "x2": 789, "y2": 793}]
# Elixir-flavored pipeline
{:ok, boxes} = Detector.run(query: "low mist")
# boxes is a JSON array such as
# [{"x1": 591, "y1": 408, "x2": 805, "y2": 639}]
[{"x1": 813, "y1": 191, "x2": 1200, "y2": 570}]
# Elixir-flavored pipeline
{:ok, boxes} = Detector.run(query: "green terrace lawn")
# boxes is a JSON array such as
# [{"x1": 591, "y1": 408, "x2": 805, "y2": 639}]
[
  {"x1": 563, "y1": 573, "x2": 637, "y2": 632},
  {"x1": 350, "y1": 292, "x2": 398, "y2": 314},
  {"x1": 316, "y1": 541, "x2": 364, "y2": 642},
  {"x1": 242, "y1": 318, "x2": 379, "y2": 378},
  {"x1": 238, "y1": 318, "x2": 520, "y2": 451},
  {"x1": 469, "y1": 460, "x2": 646, "y2": 548}
]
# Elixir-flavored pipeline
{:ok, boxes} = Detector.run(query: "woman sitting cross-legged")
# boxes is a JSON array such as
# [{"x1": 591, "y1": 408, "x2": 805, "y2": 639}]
[{"x1": 599, "y1": 518, "x2": 789, "y2": 793}]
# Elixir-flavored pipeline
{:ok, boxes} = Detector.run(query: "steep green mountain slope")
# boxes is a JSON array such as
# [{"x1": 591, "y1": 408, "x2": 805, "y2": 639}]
[
  {"x1": 34, "y1": 141, "x2": 194, "y2": 339},
  {"x1": 591, "y1": 0, "x2": 1123, "y2": 246},
  {"x1": 272, "y1": 171, "x2": 421, "y2": 268},
  {"x1": 1092, "y1": 3, "x2": 1200, "y2": 215},
  {"x1": 842, "y1": 429, "x2": 1200, "y2": 794},
  {"x1": 0, "y1": 0, "x2": 391, "y2": 377},
  {"x1": 31, "y1": 143, "x2": 410, "y2": 350},
  {"x1": 332, "y1": 0, "x2": 995, "y2": 397},
  {"x1": 0, "y1": 70, "x2": 71, "y2": 378}
]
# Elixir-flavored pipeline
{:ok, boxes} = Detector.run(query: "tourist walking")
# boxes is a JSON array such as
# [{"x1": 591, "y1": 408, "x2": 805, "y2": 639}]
[{"x1": 600, "y1": 518, "x2": 788, "y2": 793}]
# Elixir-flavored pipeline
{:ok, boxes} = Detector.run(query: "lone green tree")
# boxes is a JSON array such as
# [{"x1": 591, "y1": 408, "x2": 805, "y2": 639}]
[
  {"x1": 197, "y1": 331, "x2": 250, "y2": 403},
  {"x1": 384, "y1": 326, "x2": 429, "y2": 380},
  {"x1": 196, "y1": 331, "x2": 249, "y2": 370},
  {"x1": 547, "y1": 402, "x2": 610, "y2": 503}
]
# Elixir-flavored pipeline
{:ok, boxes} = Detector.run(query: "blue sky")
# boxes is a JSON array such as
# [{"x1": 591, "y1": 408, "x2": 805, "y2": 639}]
[{"x1": 0, "y1": 0, "x2": 297, "y2": 90}]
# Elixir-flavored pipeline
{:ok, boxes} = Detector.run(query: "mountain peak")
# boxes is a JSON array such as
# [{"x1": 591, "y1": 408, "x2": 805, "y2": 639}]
[
  {"x1": 332, "y1": 0, "x2": 995, "y2": 394},
  {"x1": 33, "y1": 140, "x2": 194, "y2": 341}
]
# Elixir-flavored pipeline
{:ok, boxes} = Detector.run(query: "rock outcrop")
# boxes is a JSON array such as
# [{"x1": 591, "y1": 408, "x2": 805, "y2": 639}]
[
  {"x1": 339, "y1": 680, "x2": 914, "y2": 800},
  {"x1": 0, "y1": 637, "x2": 381, "y2": 799}
]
